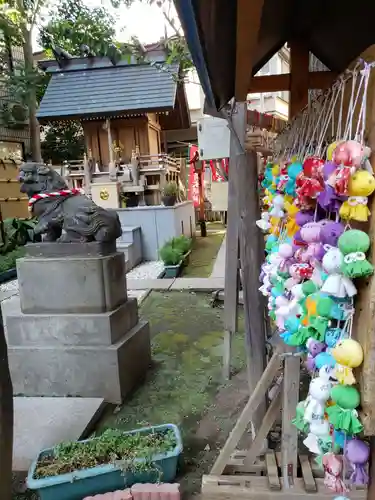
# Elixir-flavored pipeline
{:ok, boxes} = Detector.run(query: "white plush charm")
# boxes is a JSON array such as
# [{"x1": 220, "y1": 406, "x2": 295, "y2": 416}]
[
  {"x1": 269, "y1": 194, "x2": 285, "y2": 218},
  {"x1": 321, "y1": 247, "x2": 357, "y2": 298},
  {"x1": 275, "y1": 296, "x2": 290, "y2": 329},
  {"x1": 304, "y1": 368, "x2": 332, "y2": 424},
  {"x1": 303, "y1": 419, "x2": 330, "y2": 454},
  {"x1": 256, "y1": 212, "x2": 271, "y2": 232}
]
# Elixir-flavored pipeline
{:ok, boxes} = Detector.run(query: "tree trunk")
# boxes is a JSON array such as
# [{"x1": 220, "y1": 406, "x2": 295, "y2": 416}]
[
  {"x1": 22, "y1": 27, "x2": 42, "y2": 162},
  {"x1": 0, "y1": 305, "x2": 14, "y2": 500}
]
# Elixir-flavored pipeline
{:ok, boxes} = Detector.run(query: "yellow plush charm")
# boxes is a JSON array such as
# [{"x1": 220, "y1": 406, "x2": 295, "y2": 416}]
[
  {"x1": 339, "y1": 170, "x2": 375, "y2": 222},
  {"x1": 327, "y1": 141, "x2": 342, "y2": 161},
  {"x1": 332, "y1": 338, "x2": 364, "y2": 385},
  {"x1": 284, "y1": 201, "x2": 300, "y2": 237}
]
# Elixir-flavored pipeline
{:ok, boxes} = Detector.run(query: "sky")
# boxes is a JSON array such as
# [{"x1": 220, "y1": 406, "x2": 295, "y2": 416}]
[{"x1": 32, "y1": 0, "x2": 177, "y2": 50}]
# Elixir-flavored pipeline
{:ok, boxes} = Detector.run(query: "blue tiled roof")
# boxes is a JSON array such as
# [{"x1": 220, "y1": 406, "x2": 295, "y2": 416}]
[{"x1": 37, "y1": 61, "x2": 179, "y2": 121}]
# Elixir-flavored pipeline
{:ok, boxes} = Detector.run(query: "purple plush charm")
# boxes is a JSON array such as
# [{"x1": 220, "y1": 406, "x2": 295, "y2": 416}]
[
  {"x1": 320, "y1": 221, "x2": 345, "y2": 247},
  {"x1": 344, "y1": 439, "x2": 370, "y2": 486},
  {"x1": 306, "y1": 338, "x2": 326, "y2": 356}
]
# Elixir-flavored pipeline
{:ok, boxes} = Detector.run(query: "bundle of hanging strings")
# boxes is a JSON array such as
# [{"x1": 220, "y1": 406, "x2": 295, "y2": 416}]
[{"x1": 257, "y1": 57, "x2": 375, "y2": 493}]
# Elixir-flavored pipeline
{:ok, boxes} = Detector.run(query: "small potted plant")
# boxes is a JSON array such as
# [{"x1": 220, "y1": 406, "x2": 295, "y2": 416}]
[
  {"x1": 162, "y1": 182, "x2": 178, "y2": 206},
  {"x1": 27, "y1": 424, "x2": 182, "y2": 500},
  {"x1": 171, "y1": 235, "x2": 192, "y2": 266},
  {"x1": 160, "y1": 242, "x2": 183, "y2": 278}
]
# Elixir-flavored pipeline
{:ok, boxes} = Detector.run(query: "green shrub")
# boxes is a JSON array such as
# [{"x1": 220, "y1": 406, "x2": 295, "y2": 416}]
[
  {"x1": 162, "y1": 181, "x2": 178, "y2": 197},
  {"x1": 0, "y1": 217, "x2": 38, "y2": 255},
  {"x1": 160, "y1": 243, "x2": 183, "y2": 266},
  {"x1": 0, "y1": 246, "x2": 26, "y2": 273},
  {"x1": 171, "y1": 235, "x2": 192, "y2": 254}
]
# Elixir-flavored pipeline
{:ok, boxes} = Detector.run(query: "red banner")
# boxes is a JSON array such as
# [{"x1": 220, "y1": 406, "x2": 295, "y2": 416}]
[{"x1": 188, "y1": 145, "x2": 201, "y2": 207}]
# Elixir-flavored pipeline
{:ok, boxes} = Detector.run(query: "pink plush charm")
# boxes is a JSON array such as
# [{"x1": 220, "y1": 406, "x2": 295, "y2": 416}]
[{"x1": 322, "y1": 453, "x2": 347, "y2": 493}]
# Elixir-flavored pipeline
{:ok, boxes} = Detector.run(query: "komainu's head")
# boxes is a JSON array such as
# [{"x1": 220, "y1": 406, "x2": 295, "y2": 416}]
[{"x1": 18, "y1": 162, "x2": 67, "y2": 197}]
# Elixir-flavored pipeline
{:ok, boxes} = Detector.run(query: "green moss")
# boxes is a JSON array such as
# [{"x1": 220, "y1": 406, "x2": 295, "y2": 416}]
[{"x1": 98, "y1": 291, "x2": 245, "y2": 436}]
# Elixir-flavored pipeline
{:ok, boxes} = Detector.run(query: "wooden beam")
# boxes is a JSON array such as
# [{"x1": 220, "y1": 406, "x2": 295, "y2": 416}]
[
  {"x1": 235, "y1": 0, "x2": 264, "y2": 100},
  {"x1": 222, "y1": 103, "x2": 245, "y2": 379},
  {"x1": 281, "y1": 350, "x2": 300, "y2": 486},
  {"x1": 211, "y1": 352, "x2": 281, "y2": 475},
  {"x1": 289, "y1": 40, "x2": 310, "y2": 119},
  {"x1": 249, "y1": 71, "x2": 338, "y2": 93},
  {"x1": 238, "y1": 149, "x2": 267, "y2": 431}
]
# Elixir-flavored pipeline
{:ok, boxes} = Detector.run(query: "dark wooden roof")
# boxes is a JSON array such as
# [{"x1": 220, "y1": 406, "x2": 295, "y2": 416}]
[
  {"x1": 37, "y1": 55, "x2": 190, "y2": 129},
  {"x1": 174, "y1": 0, "x2": 375, "y2": 109}
]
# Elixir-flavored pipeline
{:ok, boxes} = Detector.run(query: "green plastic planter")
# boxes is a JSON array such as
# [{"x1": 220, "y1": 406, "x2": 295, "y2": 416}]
[
  {"x1": 27, "y1": 424, "x2": 182, "y2": 500},
  {"x1": 163, "y1": 262, "x2": 182, "y2": 278}
]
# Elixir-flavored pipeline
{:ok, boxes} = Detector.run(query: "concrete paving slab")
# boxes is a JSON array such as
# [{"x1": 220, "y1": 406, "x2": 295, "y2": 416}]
[
  {"x1": 171, "y1": 277, "x2": 225, "y2": 291},
  {"x1": 210, "y1": 235, "x2": 226, "y2": 278},
  {"x1": 212, "y1": 289, "x2": 244, "y2": 305},
  {"x1": 13, "y1": 397, "x2": 105, "y2": 471},
  {"x1": 0, "y1": 288, "x2": 18, "y2": 303},
  {"x1": 128, "y1": 289, "x2": 151, "y2": 304},
  {"x1": 127, "y1": 278, "x2": 175, "y2": 290}
]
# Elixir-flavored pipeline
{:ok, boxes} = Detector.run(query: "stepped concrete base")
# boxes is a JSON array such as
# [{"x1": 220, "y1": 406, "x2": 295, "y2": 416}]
[
  {"x1": 25, "y1": 241, "x2": 117, "y2": 258},
  {"x1": 9, "y1": 320, "x2": 151, "y2": 403},
  {"x1": 5, "y1": 296, "x2": 138, "y2": 346},
  {"x1": 17, "y1": 252, "x2": 127, "y2": 314},
  {"x1": 117, "y1": 226, "x2": 142, "y2": 271}
]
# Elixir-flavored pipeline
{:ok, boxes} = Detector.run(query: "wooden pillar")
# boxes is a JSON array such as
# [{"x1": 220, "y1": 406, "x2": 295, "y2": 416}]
[
  {"x1": 238, "y1": 143, "x2": 267, "y2": 431},
  {"x1": 106, "y1": 118, "x2": 116, "y2": 181},
  {"x1": 222, "y1": 105, "x2": 242, "y2": 379},
  {"x1": 289, "y1": 40, "x2": 309, "y2": 119}
]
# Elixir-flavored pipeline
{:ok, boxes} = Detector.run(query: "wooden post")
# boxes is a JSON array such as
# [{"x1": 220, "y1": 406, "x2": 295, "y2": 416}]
[
  {"x1": 222, "y1": 104, "x2": 243, "y2": 380},
  {"x1": 281, "y1": 350, "x2": 300, "y2": 487},
  {"x1": 106, "y1": 118, "x2": 116, "y2": 181},
  {"x1": 289, "y1": 40, "x2": 309, "y2": 119},
  {"x1": 238, "y1": 146, "x2": 267, "y2": 431}
]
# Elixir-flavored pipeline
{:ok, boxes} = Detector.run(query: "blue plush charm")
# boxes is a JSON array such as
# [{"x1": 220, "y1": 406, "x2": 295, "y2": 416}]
[
  {"x1": 315, "y1": 352, "x2": 336, "y2": 370},
  {"x1": 325, "y1": 328, "x2": 342, "y2": 348}
]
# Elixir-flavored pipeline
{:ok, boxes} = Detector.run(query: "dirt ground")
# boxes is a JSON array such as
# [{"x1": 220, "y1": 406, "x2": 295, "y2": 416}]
[{"x1": 13, "y1": 291, "x2": 252, "y2": 500}]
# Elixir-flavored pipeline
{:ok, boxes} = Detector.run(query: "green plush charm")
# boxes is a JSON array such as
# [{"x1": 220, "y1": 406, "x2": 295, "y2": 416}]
[
  {"x1": 314, "y1": 436, "x2": 340, "y2": 468},
  {"x1": 289, "y1": 327, "x2": 311, "y2": 346},
  {"x1": 292, "y1": 401, "x2": 309, "y2": 433},
  {"x1": 326, "y1": 385, "x2": 363, "y2": 435},
  {"x1": 338, "y1": 229, "x2": 374, "y2": 278}
]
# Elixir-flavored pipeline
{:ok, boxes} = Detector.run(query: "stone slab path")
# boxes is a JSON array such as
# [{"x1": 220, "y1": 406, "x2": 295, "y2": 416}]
[
  {"x1": 13, "y1": 397, "x2": 105, "y2": 471},
  {"x1": 210, "y1": 235, "x2": 226, "y2": 278}
]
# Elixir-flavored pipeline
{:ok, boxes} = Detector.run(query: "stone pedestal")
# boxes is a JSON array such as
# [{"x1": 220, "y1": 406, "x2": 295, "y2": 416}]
[{"x1": 5, "y1": 243, "x2": 151, "y2": 404}]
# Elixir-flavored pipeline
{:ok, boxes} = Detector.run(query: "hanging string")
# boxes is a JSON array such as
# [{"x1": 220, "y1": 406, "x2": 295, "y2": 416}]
[
  {"x1": 315, "y1": 82, "x2": 341, "y2": 156},
  {"x1": 336, "y1": 75, "x2": 347, "y2": 140},
  {"x1": 355, "y1": 61, "x2": 372, "y2": 142}
]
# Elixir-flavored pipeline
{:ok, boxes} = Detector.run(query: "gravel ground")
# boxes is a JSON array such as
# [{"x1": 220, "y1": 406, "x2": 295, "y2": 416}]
[
  {"x1": 126, "y1": 260, "x2": 164, "y2": 280},
  {"x1": 0, "y1": 279, "x2": 19, "y2": 294}
]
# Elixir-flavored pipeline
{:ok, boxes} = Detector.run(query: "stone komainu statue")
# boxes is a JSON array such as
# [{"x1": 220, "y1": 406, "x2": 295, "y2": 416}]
[{"x1": 19, "y1": 162, "x2": 122, "y2": 243}]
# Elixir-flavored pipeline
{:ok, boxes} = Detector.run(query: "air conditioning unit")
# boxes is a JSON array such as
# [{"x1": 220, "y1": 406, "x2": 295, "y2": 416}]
[{"x1": 2, "y1": 102, "x2": 28, "y2": 129}]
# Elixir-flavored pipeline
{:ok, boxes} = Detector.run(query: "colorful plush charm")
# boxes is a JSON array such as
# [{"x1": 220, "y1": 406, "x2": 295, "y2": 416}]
[
  {"x1": 298, "y1": 294, "x2": 336, "y2": 343},
  {"x1": 305, "y1": 338, "x2": 326, "y2": 372},
  {"x1": 303, "y1": 417, "x2": 330, "y2": 455},
  {"x1": 315, "y1": 351, "x2": 337, "y2": 371},
  {"x1": 338, "y1": 229, "x2": 374, "y2": 278},
  {"x1": 318, "y1": 161, "x2": 347, "y2": 212},
  {"x1": 339, "y1": 170, "x2": 375, "y2": 222},
  {"x1": 344, "y1": 439, "x2": 370, "y2": 486},
  {"x1": 332, "y1": 338, "x2": 364, "y2": 385},
  {"x1": 304, "y1": 368, "x2": 332, "y2": 424},
  {"x1": 285, "y1": 161, "x2": 303, "y2": 196},
  {"x1": 322, "y1": 453, "x2": 347, "y2": 493},
  {"x1": 321, "y1": 247, "x2": 357, "y2": 298},
  {"x1": 269, "y1": 194, "x2": 285, "y2": 217},
  {"x1": 320, "y1": 221, "x2": 345, "y2": 248},
  {"x1": 326, "y1": 385, "x2": 363, "y2": 434},
  {"x1": 292, "y1": 401, "x2": 310, "y2": 432},
  {"x1": 300, "y1": 222, "x2": 325, "y2": 264},
  {"x1": 325, "y1": 328, "x2": 342, "y2": 349},
  {"x1": 256, "y1": 212, "x2": 271, "y2": 232}
]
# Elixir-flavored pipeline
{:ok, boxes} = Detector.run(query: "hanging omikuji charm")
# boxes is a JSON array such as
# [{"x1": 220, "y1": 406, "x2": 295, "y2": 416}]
[
  {"x1": 338, "y1": 230, "x2": 374, "y2": 278},
  {"x1": 255, "y1": 59, "x2": 375, "y2": 495}
]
